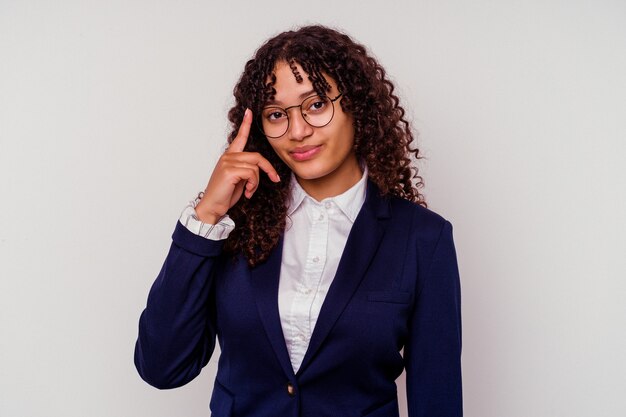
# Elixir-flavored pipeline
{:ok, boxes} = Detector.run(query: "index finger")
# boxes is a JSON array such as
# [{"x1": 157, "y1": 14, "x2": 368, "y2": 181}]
[{"x1": 227, "y1": 108, "x2": 253, "y2": 153}]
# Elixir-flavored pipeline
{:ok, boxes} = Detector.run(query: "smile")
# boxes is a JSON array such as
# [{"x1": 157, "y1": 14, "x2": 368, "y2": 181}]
[{"x1": 289, "y1": 145, "x2": 322, "y2": 162}]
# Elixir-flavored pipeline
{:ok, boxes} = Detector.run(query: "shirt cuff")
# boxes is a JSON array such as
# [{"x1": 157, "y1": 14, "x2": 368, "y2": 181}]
[{"x1": 178, "y1": 198, "x2": 235, "y2": 241}]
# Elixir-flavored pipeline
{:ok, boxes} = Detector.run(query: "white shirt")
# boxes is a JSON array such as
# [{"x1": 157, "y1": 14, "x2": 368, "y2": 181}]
[{"x1": 179, "y1": 167, "x2": 368, "y2": 373}]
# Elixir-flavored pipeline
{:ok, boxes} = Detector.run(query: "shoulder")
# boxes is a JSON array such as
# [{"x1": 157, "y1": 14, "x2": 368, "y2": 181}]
[
  {"x1": 386, "y1": 195, "x2": 451, "y2": 238},
  {"x1": 384, "y1": 196, "x2": 457, "y2": 283},
  {"x1": 365, "y1": 180, "x2": 452, "y2": 244}
]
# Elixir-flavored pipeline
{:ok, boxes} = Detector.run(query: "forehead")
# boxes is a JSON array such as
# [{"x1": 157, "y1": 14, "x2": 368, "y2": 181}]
[{"x1": 264, "y1": 60, "x2": 337, "y2": 105}]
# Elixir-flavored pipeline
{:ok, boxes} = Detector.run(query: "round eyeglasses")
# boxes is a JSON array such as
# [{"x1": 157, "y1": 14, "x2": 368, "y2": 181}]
[{"x1": 258, "y1": 93, "x2": 343, "y2": 139}]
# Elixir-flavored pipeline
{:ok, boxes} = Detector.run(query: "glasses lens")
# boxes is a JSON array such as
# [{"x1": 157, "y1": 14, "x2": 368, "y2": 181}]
[
  {"x1": 301, "y1": 95, "x2": 334, "y2": 128},
  {"x1": 260, "y1": 107, "x2": 289, "y2": 138},
  {"x1": 259, "y1": 95, "x2": 336, "y2": 139}
]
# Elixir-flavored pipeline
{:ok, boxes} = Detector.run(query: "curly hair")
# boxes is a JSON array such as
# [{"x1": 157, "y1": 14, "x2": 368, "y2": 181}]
[{"x1": 223, "y1": 25, "x2": 426, "y2": 267}]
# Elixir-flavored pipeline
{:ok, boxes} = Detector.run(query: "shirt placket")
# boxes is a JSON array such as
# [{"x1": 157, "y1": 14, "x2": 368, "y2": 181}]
[{"x1": 288, "y1": 200, "x2": 329, "y2": 368}]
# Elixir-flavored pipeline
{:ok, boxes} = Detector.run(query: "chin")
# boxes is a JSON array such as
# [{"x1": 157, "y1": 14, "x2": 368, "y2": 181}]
[{"x1": 290, "y1": 164, "x2": 332, "y2": 181}]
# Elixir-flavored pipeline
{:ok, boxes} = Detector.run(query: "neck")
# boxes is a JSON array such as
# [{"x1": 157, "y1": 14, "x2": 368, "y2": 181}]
[{"x1": 296, "y1": 154, "x2": 363, "y2": 201}]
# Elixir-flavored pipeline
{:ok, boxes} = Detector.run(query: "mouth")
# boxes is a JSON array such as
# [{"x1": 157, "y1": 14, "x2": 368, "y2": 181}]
[{"x1": 289, "y1": 145, "x2": 322, "y2": 162}]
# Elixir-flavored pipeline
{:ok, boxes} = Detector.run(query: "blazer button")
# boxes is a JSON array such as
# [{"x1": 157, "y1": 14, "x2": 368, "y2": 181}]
[{"x1": 286, "y1": 382, "x2": 295, "y2": 397}]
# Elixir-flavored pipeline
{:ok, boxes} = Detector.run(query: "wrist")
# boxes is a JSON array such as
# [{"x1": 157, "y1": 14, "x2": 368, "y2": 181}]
[
  {"x1": 195, "y1": 211, "x2": 221, "y2": 225},
  {"x1": 194, "y1": 198, "x2": 223, "y2": 225}
]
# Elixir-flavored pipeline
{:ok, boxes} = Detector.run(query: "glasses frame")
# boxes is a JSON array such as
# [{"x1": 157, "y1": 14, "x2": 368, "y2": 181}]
[{"x1": 257, "y1": 93, "x2": 343, "y2": 139}]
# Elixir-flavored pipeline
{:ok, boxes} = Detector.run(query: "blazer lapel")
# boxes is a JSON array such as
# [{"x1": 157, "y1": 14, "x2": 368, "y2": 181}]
[
  {"x1": 297, "y1": 181, "x2": 390, "y2": 375},
  {"x1": 249, "y1": 238, "x2": 296, "y2": 379}
]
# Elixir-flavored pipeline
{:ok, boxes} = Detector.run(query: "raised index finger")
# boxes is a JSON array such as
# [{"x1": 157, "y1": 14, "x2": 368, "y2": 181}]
[{"x1": 227, "y1": 108, "x2": 253, "y2": 153}]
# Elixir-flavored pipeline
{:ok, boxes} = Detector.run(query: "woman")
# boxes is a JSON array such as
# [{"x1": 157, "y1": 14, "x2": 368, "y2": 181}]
[{"x1": 135, "y1": 25, "x2": 462, "y2": 417}]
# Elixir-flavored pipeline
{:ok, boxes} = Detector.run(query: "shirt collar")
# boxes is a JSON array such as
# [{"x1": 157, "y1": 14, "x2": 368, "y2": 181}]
[{"x1": 287, "y1": 165, "x2": 369, "y2": 223}]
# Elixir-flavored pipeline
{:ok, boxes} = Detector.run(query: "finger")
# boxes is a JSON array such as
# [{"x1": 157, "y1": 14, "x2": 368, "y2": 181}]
[
  {"x1": 226, "y1": 166, "x2": 258, "y2": 187},
  {"x1": 231, "y1": 162, "x2": 261, "y2": 191},
  {"x1": 226, "y1": 152, "x2": 280, "y2": 183},
  {"x1": 227, "y1": 163, "x2": 262, "y2": 199},
  {"x1": 224, "y1": 166, "x2": 259, "y2": 200},
  {"x1": 254, "y1": 157, "x2": 280, "y2": 183},
  {"x1": 244, "y1": 180, "x2": 256, "y2": 199},
  {"x1": 226, "y1": 108, "x2": 253, "y2": 154}
]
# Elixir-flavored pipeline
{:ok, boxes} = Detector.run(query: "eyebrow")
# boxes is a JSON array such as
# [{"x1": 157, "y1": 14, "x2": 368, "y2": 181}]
[{"x1": 264, "y1": 89, "x2": 317, "y2": 106}]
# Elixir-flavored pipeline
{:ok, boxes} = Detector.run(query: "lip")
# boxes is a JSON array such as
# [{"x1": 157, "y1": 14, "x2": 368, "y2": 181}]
[{"x1": 289, "y1": 145, "x2": 322, "y2": 162}]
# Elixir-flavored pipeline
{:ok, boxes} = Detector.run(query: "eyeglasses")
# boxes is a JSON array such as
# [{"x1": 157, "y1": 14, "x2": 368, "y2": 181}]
[{"x1": 258, "y1": 93, "x2": 343, "y2": 139}]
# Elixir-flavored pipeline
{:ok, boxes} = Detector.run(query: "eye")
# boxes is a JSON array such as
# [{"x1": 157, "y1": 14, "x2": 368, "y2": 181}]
[
  {"x1": 304, "y1": 96, "x2": 329, "y2": 113},
  {"x1": 262, "y1": 108, "x2": 287, "y2": 123},
  {"x1": 268, "y1": 112, "x2": 285, "y2": 121}
]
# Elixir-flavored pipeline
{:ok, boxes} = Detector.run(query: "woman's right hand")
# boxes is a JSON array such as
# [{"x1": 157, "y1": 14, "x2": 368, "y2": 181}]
[{"x1": 194, "y1": 108, "x2": 281, "y2": 224}]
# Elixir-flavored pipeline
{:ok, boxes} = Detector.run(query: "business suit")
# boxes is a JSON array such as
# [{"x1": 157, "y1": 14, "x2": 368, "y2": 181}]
[{"x1": 134, "y1": 180, "x2": 463, "y2": 417}]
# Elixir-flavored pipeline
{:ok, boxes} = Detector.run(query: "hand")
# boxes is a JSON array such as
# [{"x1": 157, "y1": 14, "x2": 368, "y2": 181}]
[{"x1": 195, "y1": 109, "x2": 281, "y2": 224}]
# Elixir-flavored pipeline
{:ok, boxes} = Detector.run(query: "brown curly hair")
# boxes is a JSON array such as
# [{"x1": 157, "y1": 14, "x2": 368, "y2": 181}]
[{"x1": 224, "y1": 25, "x2": 426, "y2": 267}]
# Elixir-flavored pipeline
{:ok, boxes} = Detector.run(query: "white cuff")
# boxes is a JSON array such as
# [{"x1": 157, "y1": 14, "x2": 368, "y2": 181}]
[{"x1": 178, "y1": 199, "x2": 235, "y2": 241}]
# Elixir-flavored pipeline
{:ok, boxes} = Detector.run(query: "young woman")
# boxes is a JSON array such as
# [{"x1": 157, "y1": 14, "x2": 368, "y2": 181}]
[{"x1": 135, "y1": 25, "x2": 462, "y2": 417}]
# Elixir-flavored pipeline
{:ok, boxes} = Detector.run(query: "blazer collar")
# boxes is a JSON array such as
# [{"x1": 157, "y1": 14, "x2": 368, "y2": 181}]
[
  {"x1": 297, "y1": 180, "x2": 389, "y2": 375},
  {"x1": 250, "y1": 180, "x2": 391, "y2": 378}
]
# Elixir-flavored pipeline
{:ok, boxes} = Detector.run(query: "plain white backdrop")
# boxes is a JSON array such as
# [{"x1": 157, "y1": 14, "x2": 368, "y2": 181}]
[{"x1": 1, "y1": 1, "x2": 625, "y2": 416}]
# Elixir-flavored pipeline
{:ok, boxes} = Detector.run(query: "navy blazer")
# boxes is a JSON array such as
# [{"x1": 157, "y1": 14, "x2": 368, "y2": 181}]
[{"x1": 135, "y1": 181, "x2": 462, "y2": 417}]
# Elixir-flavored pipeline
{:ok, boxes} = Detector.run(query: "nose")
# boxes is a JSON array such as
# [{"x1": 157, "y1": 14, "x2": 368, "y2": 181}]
[{"x1": 287, "y1": 110, "x2": 314, "y2": 141}]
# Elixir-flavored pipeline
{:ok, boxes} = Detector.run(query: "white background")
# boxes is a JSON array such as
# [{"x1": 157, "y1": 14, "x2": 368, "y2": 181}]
[{"x1": 1, "y1": 1, "x2": 625, "y2": 416}]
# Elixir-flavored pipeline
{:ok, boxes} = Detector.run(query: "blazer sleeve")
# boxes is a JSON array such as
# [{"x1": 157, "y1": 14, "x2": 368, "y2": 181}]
[
  {"x1": 404, "y1": 220, "x2": 463, "y2": 416},
  {"x1": 134, "y1": 220, "x2": 225, "y2": 389}
]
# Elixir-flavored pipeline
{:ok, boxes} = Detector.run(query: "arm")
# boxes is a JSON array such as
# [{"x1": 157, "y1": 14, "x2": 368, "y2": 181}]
[
  {"x1": 134, "y1": 220, "x2": 225, "y2": 389},
  {"x1": 405, "y1": 220, "x2": 463, "y2": 416},
  {"x1": 134, "y1": 109, "x2": 278, "y2": 389}
]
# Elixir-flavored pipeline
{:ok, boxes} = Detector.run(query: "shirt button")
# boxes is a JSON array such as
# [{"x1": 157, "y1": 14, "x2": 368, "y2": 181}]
[
  {"x1": 287, "y1": 382, "x2": 295, "y2": 397},
  {"x1": 312, "y1": 256, "x2": 320, "y2": 263},
  {"x1": 324, "y1": 202, "x2": 331, "y2": 209},
  {"x1": 318, "y1": 213, "x2": 324, "y2": 220}
]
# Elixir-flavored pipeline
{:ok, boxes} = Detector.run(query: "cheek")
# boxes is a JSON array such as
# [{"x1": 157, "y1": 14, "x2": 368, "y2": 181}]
[
  {"x1": 336, "y1": 122, "x2": 355, "y2": 152},
  {"x1": 336, "y1": 115, "x2": 355, "y2": 141}
]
